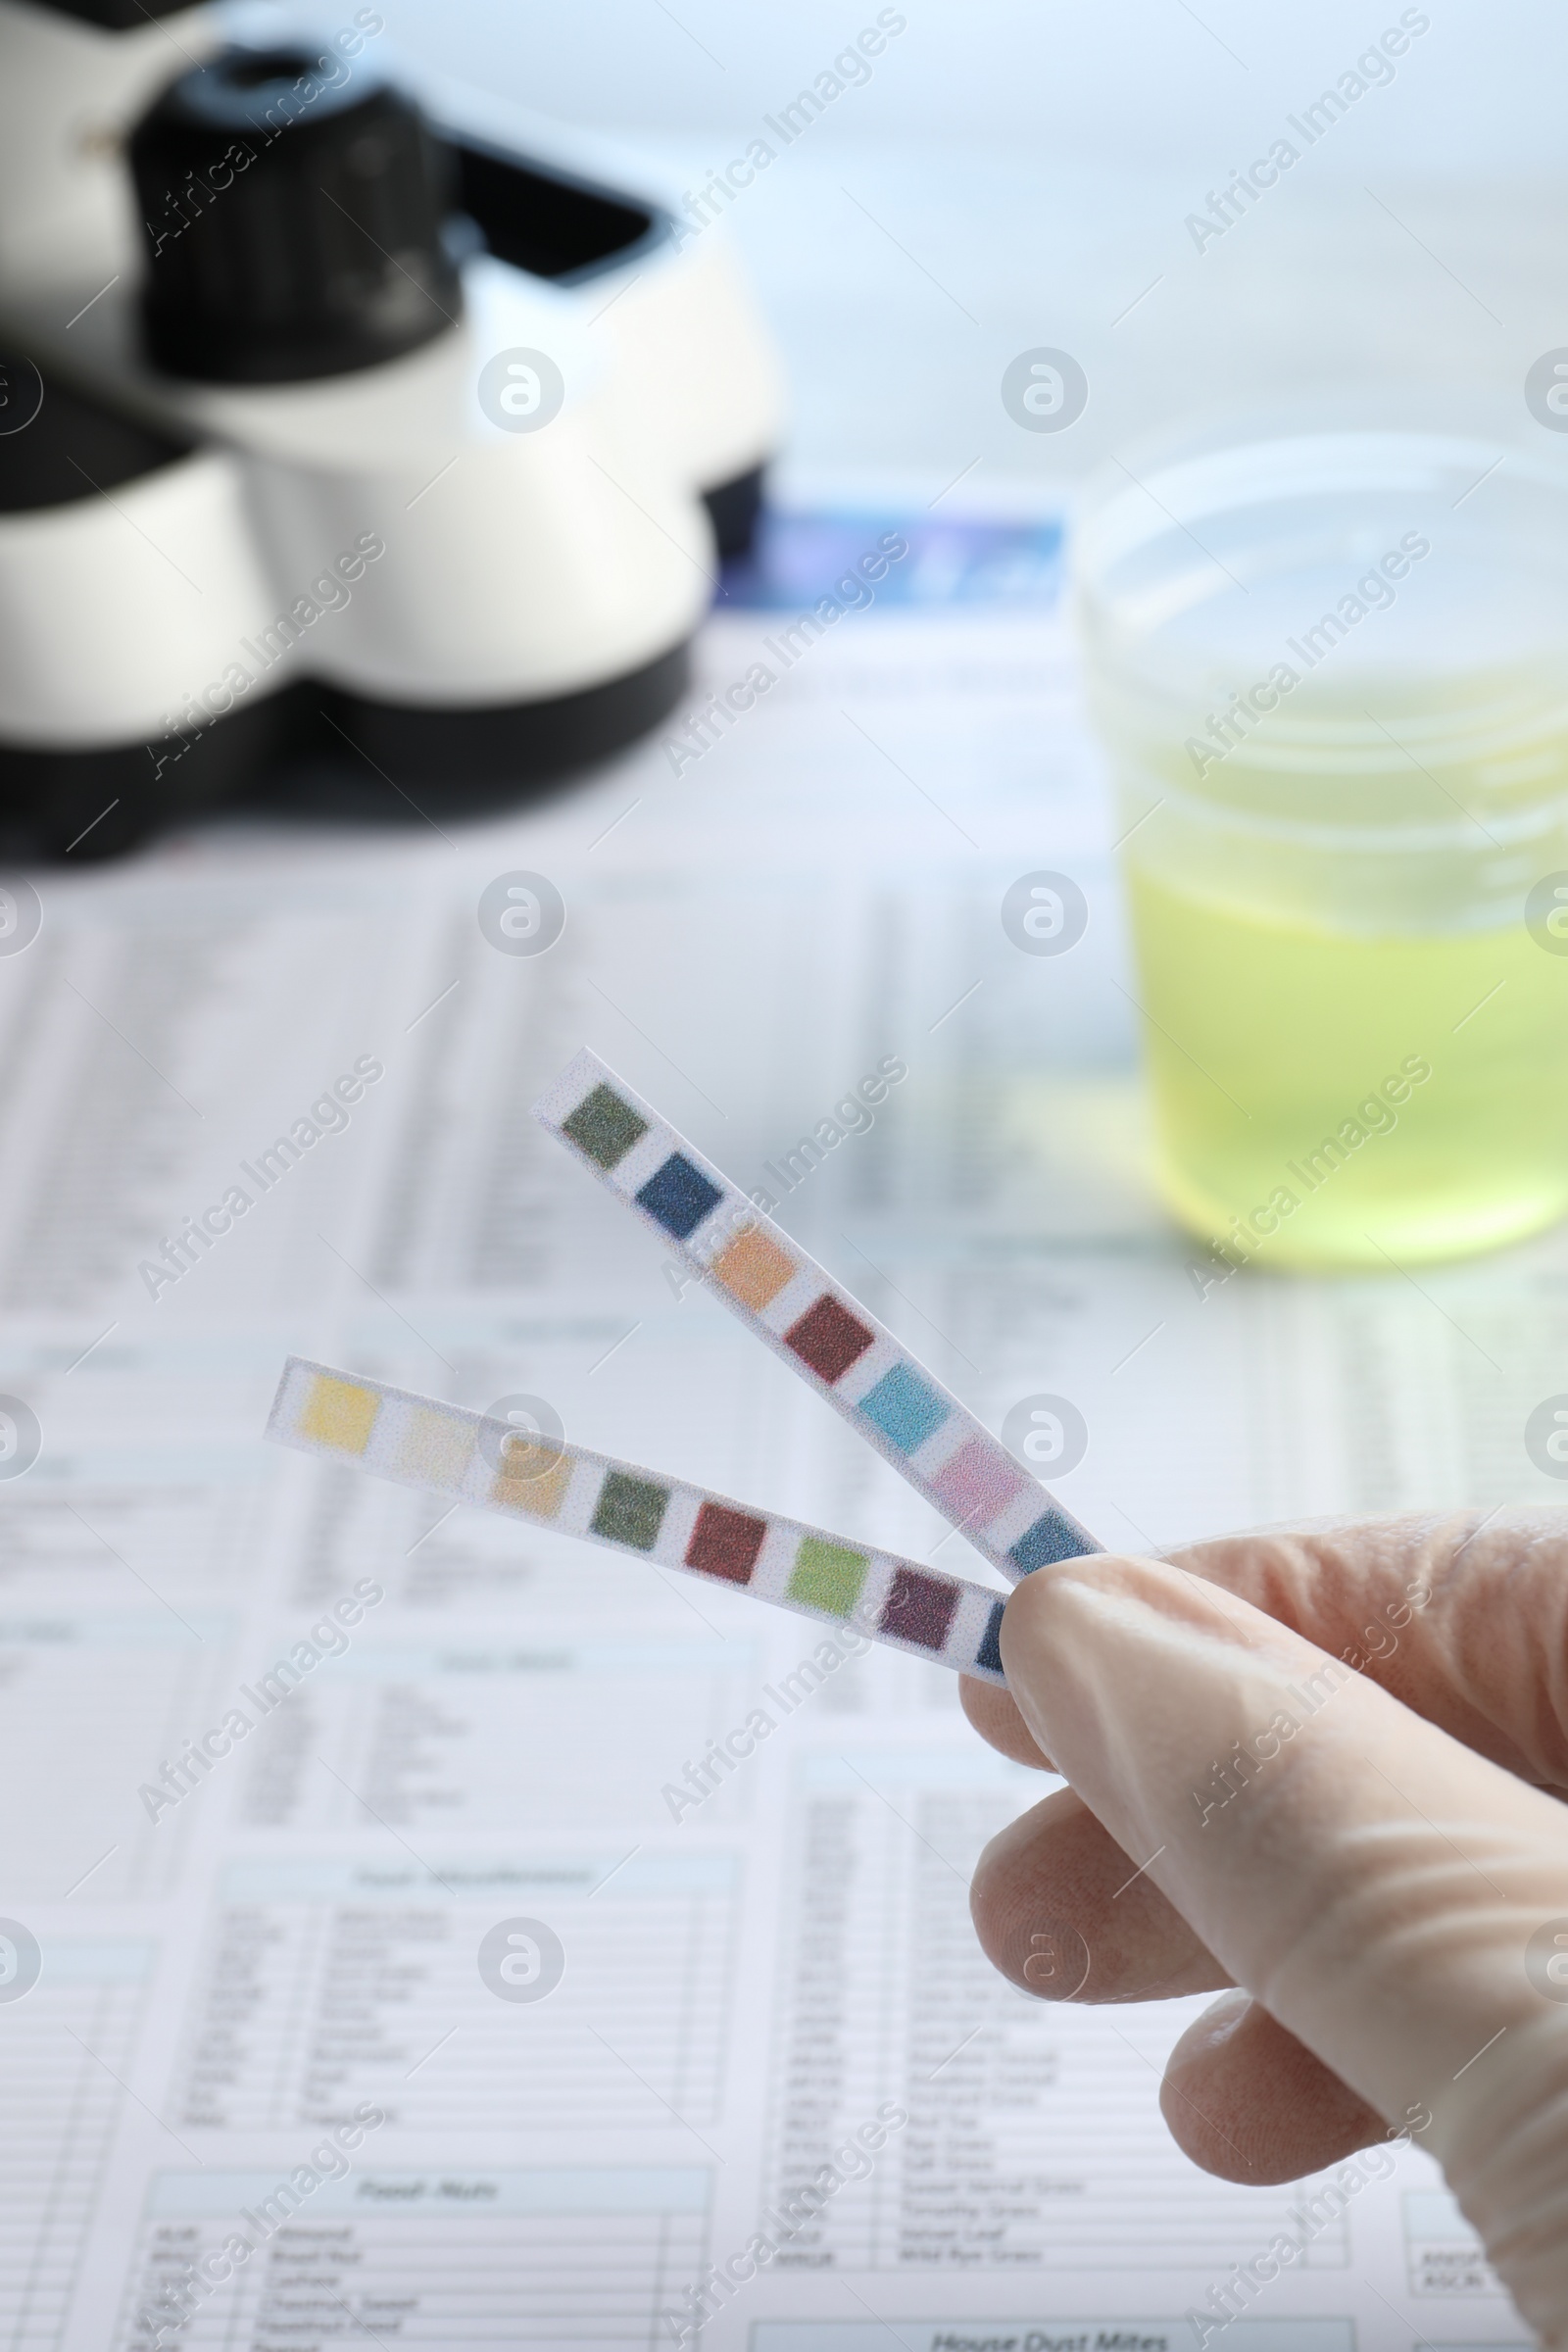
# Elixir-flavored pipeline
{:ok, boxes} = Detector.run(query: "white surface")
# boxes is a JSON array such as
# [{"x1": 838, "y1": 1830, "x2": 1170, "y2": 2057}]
[
  {"x1": 370, "y1": 0, "x2": 1564, "y2": 489},
  {"x1": 0, "y1": 527, "x2": 1548, "y2": 2345},
  {"x1": 370, "y1": 0, "x2": 1560, "y2": 175}
]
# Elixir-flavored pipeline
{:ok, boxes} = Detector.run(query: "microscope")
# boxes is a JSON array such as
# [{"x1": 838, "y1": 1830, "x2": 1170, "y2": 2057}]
[{"x1": 0, "y1": 0, "x2": 784, "y2": 857}]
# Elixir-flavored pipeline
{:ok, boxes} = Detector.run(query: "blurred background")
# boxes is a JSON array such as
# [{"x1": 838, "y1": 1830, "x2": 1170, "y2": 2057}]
[
  {"x1": 0, "y1": 8, "x2": 1557, "y2": 2343},
  {"x1": 380, "y1": 0, "x2": 1564, "y2": 479}
]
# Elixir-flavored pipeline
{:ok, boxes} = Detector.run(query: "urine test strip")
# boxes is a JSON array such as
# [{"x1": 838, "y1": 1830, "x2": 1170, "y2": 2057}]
[
  {"x1": 266, "y1": 1357, "x2": 1011, "y2": 1686},
  {"x1": 534, "y1": 1050, "x2": 1101, "y2": 1587}
]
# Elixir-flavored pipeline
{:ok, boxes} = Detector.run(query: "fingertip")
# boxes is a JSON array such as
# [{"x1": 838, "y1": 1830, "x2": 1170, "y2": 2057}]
[
  {"x1": 999, "y1": 1547, "x2": 1251, "y2": 1654},
  {"x1": 997, "y1": 1547, "x2": 1158, "y2": 1640},
  {"x1": 995, "y1": 1547, "x2": 1284, "y2": 1772},
  {"x1": 967, "y1": 1790, "x2": 1097, "y2": 2000},
  {"x1": 1160, "y1": 1993, "x2": 1389, "y2": 2184},
  {"x1": 971, "y1": 1786, "x2": 1229, "y2": 2006},
  {"x1": 958, "y1": 1670, "x2": 1054, "y2": 1769},
  {"x1": 994, "y1": 1550, "x2": 1164, "y2": 1742}
]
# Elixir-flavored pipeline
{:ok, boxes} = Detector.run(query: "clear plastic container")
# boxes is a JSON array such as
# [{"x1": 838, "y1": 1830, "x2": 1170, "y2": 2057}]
[{"x1": 1074, "y1": 413, "x2": 1568, "y2": 1269}]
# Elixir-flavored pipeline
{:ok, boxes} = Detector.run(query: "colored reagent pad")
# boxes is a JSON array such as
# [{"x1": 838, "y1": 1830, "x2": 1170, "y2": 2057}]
[
  {"x1": 267, "y1": 1358, "x2": 1012, "y2": 1686},
  {"x1": 535, "y1": 1050, "x2": 1101, "y2": 1584}
]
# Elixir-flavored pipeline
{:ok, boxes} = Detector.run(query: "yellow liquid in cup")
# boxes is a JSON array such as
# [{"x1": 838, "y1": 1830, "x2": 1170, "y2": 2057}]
[
  {"x1": 1127, "y1": 862, "x2": 1568, "y2": 1267},
  {"x1": 1074, "y1": 422, "x2": 1568, "y2": 1267}
]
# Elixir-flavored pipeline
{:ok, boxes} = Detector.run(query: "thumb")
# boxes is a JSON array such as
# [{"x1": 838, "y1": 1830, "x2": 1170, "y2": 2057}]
[{"x1": 1000, "y1": 1554, "x2": 1568, "y2": 2346}]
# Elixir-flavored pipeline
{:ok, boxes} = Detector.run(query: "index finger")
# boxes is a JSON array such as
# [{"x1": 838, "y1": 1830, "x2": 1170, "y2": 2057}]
[{"x1": 963, "y1": 1507, "x2": 1568, "y2": 1790}]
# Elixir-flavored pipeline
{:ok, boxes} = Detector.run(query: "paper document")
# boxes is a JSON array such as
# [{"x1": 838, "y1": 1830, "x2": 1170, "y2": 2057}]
[{"x1": 0, "y1": 492, "x2": 1542, "y2": 2349}]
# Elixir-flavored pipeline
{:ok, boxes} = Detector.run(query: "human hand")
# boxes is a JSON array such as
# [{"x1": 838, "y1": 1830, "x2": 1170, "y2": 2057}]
[{"x1": 961, "y1": 1511, "x2": 1568, "y2": 2344}]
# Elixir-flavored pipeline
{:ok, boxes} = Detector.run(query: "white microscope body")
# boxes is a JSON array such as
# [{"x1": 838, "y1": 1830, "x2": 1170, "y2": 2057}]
[{"x1": 0, "y1": 0, "x2": 784, "y2": 855}]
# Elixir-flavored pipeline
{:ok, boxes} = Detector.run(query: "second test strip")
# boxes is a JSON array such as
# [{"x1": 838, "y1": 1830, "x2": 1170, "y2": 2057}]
[{"x1": 268, "y1": 1356, "x2": 1013, "y2": 1687}]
